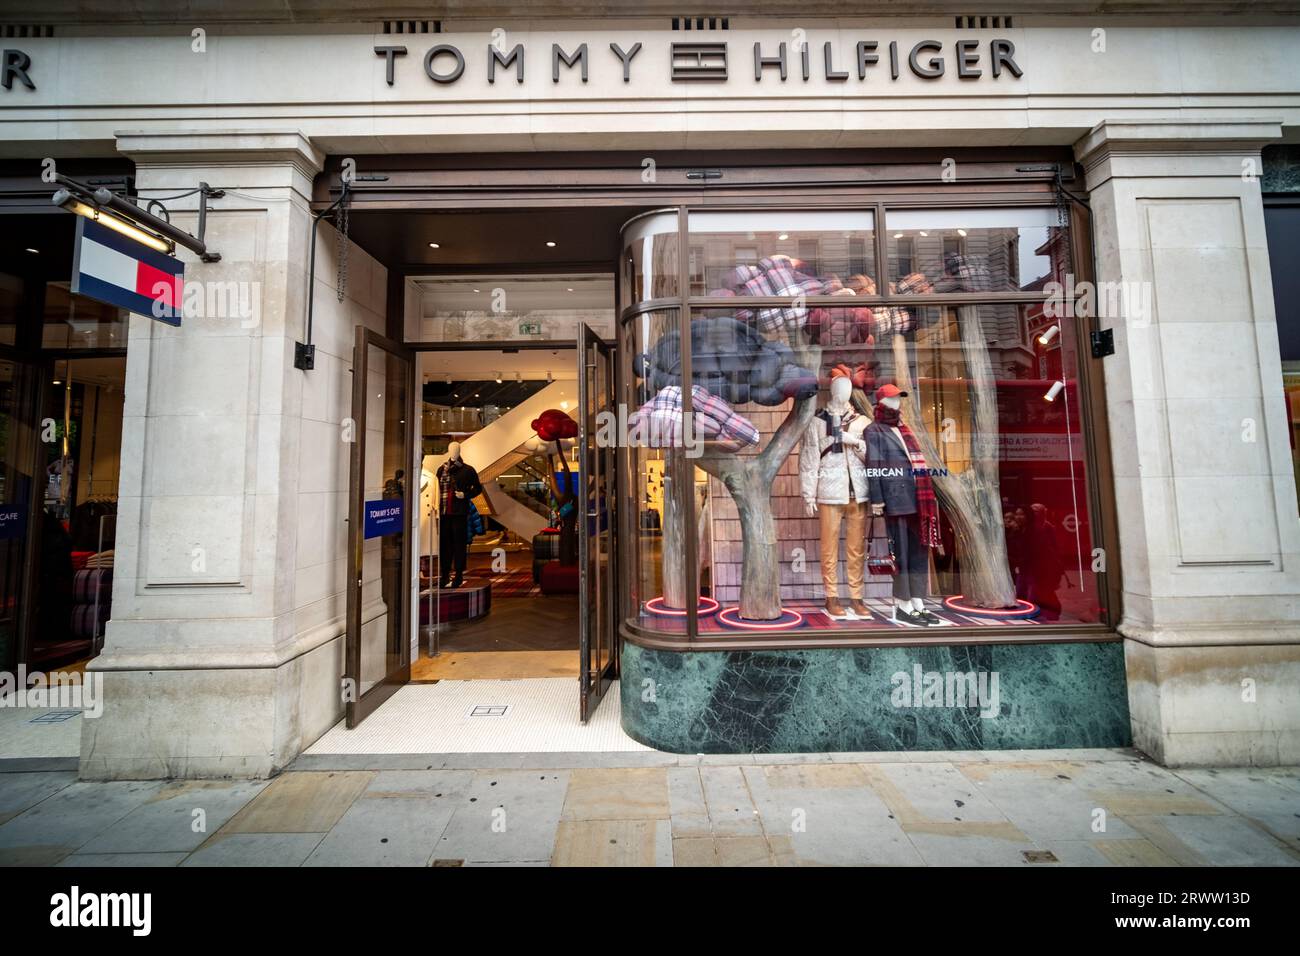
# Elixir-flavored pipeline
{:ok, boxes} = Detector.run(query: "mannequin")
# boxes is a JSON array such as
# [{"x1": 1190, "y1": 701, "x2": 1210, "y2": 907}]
[
  {"x1": 865, "y1": 384, "x2": 943, "y2": 626},
  {"x1": 799, "y1": 369, "x2": 870, "y2": 619},
  {"x1": 436, "y1": 442, "x2": 483, "y2": 589}
]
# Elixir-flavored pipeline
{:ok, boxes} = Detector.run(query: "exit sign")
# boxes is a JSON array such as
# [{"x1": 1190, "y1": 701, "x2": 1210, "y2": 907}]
[{"x1": 518, "y1": 321, "x2": 541, "y2": 335}]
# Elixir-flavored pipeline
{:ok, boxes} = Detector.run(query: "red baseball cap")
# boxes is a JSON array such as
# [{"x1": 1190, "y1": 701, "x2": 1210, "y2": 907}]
[{"x1": 874, "y1": 383, "x2": 908, "y2": 401}]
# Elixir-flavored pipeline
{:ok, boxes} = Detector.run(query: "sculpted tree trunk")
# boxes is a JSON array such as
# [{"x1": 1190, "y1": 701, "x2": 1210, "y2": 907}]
[
  {"x1": 889, "y1": 308, "x2": 1016, "y2": 608},
  {"x1": 695, "y1": 398, "x2": 817, "y2": 620}
]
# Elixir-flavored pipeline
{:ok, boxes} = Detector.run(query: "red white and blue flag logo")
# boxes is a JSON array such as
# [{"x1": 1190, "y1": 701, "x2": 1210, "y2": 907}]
[{"x1": 71, "y1": 216, "x2": 185, "y2": 326}]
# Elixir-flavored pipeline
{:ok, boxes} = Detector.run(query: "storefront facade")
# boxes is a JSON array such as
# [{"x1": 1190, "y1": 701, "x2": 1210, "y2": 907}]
[{"x1": 1, "y1": 6, "x2": 1298, "y2": 777}]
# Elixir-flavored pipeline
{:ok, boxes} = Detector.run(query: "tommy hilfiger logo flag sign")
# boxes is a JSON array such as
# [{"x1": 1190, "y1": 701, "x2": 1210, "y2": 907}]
[{"x1": 70, "y1": 216, "x2": 184, "y2": 326}]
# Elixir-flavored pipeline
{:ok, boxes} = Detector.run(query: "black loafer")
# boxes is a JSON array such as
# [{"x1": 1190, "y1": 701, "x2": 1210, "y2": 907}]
[{"x1": 919, "y1": 609, "x2": 942, "y2": 625}]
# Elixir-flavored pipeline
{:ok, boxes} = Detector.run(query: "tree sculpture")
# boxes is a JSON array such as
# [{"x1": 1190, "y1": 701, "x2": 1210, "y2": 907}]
[
  {"x1": 531, "y1": 408, "x2": 580, "y2": 565},
  {"x1": 884, "y1": 307, "x2": 1017, "y2": 608}
]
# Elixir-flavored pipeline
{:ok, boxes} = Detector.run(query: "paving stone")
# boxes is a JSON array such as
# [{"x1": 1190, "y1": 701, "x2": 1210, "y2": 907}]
[
  {"x1": 745, "y1": 764, "x2": 922, "y2": 866},
  {"x1": 672, "y1": 835, "x2": 719, "y2": 866},
  {"x1": 57, "y1": 852, "x2": 189, "y2": 867},
  {"x1": 713, "y1": 835, "x2": 775, "y2": 866},
  {"x1": 1171, "y1": 767, "x2": 1300, "y2": 821},
  {"x1": 551, "y1": 819, "x2": 671, "y2": 866},
  {"x1": 220, "y1": 771, "x2": 373, "y2": 834},
  {"x1": 0, "y1": 771, "x2": 77, "y2": 826},
  {"x1": 561, "y1": 768, "x2": 669, "y2": 821},
  {"x1": 79, "y1": 779, "x2": 269, "y2": 854},
  {"x1": 0, "y1": 779, "x2": 164, "y2": 853},
  {"x1": 865, "y1": 763, "x2": 1019, "y2": 836},
  {"x1": 303, "y1": 771, "x2": 471, "y2": 867},
  {"x1": 182, "y1": 832, "x2": 326, "y2": 867},
  {"x1": 432, "y1": 770, "x2": 569, "y2": 863},
  {"x1": 954, "y1": 763, "x2": 1143, "y2": 843},
  {"x1": 1155, "y1": 814, "x2": 1300, "y2": 867},
  {"x1": 905, "y1": 833, "x2": 1043, "y2": 866},
  {"x1": 699, "y1": 765, "x2": 763, "y2": 836}
]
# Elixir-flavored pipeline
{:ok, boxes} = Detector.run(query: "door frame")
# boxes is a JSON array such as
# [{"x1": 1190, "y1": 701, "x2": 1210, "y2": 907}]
[
  {"x1": 577, "y1": 322, "x2": 618, "y2": 720},
  {"x1": 346, "y1": 325, "x2": 416, "y2": 728}
]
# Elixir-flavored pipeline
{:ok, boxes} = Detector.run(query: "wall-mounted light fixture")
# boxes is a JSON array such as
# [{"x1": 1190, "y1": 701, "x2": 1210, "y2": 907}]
[
  {"x1": 1043, "y1": 380, "x2": 1065, "y2": 402},
  {"x1": 1037, "y1": 324, "x2": 1061, "y2": 346}
]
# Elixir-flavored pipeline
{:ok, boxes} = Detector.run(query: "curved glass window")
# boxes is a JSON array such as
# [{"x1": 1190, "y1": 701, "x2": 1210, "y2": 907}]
[
  {"x1": 621, "y1": 207, "x2": 1104, "y2": 641},
  {"x1": 622, "y1": 211, "x2": 679, "y2": 305}
]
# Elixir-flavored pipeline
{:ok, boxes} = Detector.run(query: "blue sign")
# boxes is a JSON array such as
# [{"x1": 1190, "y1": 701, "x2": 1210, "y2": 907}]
[
  {"x1": 0, "y1": 505, "x2": 24, "y2": 541},
  {"x1": 363, "y1": 499, "x2": 404, "y2": 539}
]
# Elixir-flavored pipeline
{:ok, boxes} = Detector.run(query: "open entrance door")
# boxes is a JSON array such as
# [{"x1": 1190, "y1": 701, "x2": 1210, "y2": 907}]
[
  {"x1": 577, "y1": 323, "x2": 617, "y2": 721},
  {"x1": 346, "y1": 326, "x2": 415, "y2": 728}
]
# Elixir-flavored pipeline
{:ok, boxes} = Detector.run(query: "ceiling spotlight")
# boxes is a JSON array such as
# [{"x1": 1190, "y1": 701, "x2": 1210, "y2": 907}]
[
  {"x1": 892, "y1": 232, "x2": 904, "y2": 240},
  {"x1": 956, "y1": 229, "x2": 968, "y2": 237},
  {"x1": 545, "y1": 240, "x2": 556, "y2": 247},
  {"x1": 1044, "y1": 380, "x2": 1065, "y2": 402},
  {"x1": 560, "y1": 400, "x2": 570, "y2": 410},
  {"x1": 777, "y1": 233, "x2": 789, "y2": 240},
  {"x1": 494, "y1": 372, "x2": 502, "y2": 383},
  {"x1": 429, "y1": 242, "x2": 440, "y2": 249},
  {"x1": 1037, "y1": 324, "x2": 1061, "y2": 346},
  {"x1": 918, "y1": 231, "x2": 928, "y2": 237}
]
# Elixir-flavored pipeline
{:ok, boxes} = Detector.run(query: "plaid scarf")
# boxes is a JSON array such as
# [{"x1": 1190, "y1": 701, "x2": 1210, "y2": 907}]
[{"x1": 872, "y1": 402, "x2": 941, "y2": 549}]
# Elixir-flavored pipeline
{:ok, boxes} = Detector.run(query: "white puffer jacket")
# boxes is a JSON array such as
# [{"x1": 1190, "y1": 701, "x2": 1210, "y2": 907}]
[{"x1": 799, "y1": 408, "x2": 869, "y2": 505}]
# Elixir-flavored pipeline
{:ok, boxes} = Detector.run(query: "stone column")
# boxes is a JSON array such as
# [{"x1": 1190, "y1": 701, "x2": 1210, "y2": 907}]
[
  {"x1": 81, "y1": 131, "x2": 387, "y2": 779},
  {"x1": 1076, "y1": 118, "x2": 1300, "y2": 766}
]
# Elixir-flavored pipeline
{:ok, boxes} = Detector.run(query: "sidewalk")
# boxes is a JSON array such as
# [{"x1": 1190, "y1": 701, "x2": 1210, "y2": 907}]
[{"x1": 0, "y1": 749, "x2": 1297, "y2": 867}]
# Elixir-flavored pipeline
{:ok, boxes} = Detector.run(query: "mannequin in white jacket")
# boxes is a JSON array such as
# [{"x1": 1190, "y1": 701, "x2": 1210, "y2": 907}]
[{"x1": 799, "y1": 374, "x2": 869, "y2": 619}]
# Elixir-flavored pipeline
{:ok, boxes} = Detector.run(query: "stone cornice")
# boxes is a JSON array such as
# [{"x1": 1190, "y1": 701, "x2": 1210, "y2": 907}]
[{"x1": 113, "y1": 130, "x2": 325, "y2": 180}]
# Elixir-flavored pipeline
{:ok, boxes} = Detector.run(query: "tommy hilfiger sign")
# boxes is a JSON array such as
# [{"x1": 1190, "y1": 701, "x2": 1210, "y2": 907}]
[{"x1": 374, "y1": 38, "x2": 1023, "y2": 86}]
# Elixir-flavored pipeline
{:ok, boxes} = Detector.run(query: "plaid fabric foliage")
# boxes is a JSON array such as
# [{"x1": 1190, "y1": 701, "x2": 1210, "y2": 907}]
[{"x1": 629, "y1": 384, "x2": 760, "y2": 450}]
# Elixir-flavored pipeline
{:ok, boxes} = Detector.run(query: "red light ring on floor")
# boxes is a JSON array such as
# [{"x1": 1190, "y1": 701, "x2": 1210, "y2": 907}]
[
  {"x1": 942, "y1": 596, "x2": 1040, "y2": 620},
  {"x1": 716, "y1": 606, "x2": 806, "y2": 631},
  {"x1": 644, "y1": 596, "x2": 720, "y2": 617}
]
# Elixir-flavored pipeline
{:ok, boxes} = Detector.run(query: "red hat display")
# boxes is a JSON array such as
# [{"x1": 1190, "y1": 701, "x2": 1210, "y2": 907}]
[
  {"x1": 531, "y1": 408, "x2": 578, "y2": 442},
  {"x1": 829, "y1": 363, "x2": 870, "y2": 390},
  {"x1": 874, "y1": 383, "x2": 908, "y2": 401}
]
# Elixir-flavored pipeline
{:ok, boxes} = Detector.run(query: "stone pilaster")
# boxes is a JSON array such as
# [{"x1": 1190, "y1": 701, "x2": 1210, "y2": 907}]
[{"x1": 1076, "y1": 118, "x2": 1300, "y2": 766}]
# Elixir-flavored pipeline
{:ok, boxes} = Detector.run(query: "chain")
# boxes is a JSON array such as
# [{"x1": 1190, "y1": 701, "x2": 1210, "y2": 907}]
[{"x1": 335, "y1": 193, "x2": 349, "y2": 303}]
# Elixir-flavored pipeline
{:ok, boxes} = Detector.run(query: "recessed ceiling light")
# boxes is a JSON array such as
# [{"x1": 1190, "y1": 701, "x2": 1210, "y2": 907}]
[
  {"x1": 567, "y1": 287, "x2": 573, "y2": 292},
  {"x1": 957, "y1": 229, "x2": 968, "y2": 237},
  {"x1": 473, "y1": 288, "x2": 480, "y2": 293},
  {"x1": 545, "y1": 241, "x2": 556, "y2": 247},
  {"x1": 893, "y1": 232, "x2": 904, "y2": 239},
  {"x1": 24, "y1": 247, "x2": 38, "y2": 254},
  {"x1": 777, "y1": 233, "x2": 789, "y2": 240},
  {"x1": 429, "y1": 242, "x2": 440, "y2": 249}
]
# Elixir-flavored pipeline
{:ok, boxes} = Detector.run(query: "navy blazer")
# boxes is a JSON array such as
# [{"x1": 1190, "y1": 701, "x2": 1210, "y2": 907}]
[{"x1": 865, "y1": 421, "x2": 918, "y2": 516}]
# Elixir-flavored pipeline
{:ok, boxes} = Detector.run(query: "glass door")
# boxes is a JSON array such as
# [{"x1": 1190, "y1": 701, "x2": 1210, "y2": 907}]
[
  {"x1": 577, "y1": 323, "x2": 617, "y2": 721},
  {"x1": 346, "y1": 326, "x2": 415, "y2": 727},
  {"x1": 0, "y1": 354, "x2": 47, "y2": 675}
]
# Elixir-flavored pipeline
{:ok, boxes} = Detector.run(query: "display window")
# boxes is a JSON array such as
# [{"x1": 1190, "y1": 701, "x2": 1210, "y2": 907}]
[{"x1": 620, "y1": 204, "x2": 1106, "y2": 640}]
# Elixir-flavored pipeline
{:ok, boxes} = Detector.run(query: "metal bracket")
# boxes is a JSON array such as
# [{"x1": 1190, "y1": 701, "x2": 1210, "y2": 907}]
[{"x1": 1090, "y1": 328, "x2": 1115, "y2": 359}]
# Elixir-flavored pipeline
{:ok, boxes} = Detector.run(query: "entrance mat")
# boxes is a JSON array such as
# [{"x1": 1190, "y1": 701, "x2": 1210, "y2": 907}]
[
  {"x1": 463, "y1": 568, "x2": 541, "y2": 597},
  {"x1": 306, "y1": 679, "x2": 650, "y2": 754}
]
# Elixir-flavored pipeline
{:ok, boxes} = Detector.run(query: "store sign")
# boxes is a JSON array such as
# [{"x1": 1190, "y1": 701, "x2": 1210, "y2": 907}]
[
  {"x1": 364, "y1": 499, "x2": 404, "y2": 539},
  {"x1": 374, "y1": 36, "x2": 1023, "y2": 87},
  {"x1": 71, "y1": 217, "x2": 185, "y2": 326},
  {"x1": 1, "y1": 49, "x2": 34, "y2": 90},
  {"x1": 0, "y1": 505, "x2": 25, "y2": 540}
]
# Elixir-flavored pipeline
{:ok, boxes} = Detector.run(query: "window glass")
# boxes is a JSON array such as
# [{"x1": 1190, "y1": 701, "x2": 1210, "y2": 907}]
[
  {"x1": 407, "y1": 274, "x2": 614, "y2": 343},
  {"x1": 622, "y1": 212, "x2": 679, "y2": 304},
  {"x1": 887, "y1": 207, "x2": 1068, "y2": 294},
  {"x1": 43, "y1": 282, "x2": 127, "y2": 349},
  {"x1": 689, "y1": 210, "x2": 876, "y2": 296},
  {"x1": 623, "y1": 221, "x2": 1102, "y2": 636}
]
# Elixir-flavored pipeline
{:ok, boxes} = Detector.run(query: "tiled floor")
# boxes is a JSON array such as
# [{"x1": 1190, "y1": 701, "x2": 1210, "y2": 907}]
[
  {"x1": 0, "y1": 699, "x2": 84, "y2": 759},
  {"x1": 305, "y1": 679, "x2": 650, "y2": 754},
  {"x1": 2, "y1": 750, "x2": 1297, "y2": 867}
]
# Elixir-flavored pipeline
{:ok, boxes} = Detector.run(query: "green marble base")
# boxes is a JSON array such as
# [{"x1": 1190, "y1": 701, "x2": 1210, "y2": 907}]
[{"x1": 620, "y1": 640, "x2": 1132, "y2": 753}]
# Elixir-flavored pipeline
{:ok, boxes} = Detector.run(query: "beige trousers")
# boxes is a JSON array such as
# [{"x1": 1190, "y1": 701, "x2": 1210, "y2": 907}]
[{"x1": 819, "y1": 501, "x2": 866, "y2": 600}]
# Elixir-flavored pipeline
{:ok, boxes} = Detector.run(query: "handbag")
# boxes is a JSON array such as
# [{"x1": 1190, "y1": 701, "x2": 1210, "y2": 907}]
[{"x1": 866, "y1": 514, "x2": 898, "y2": 576}]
